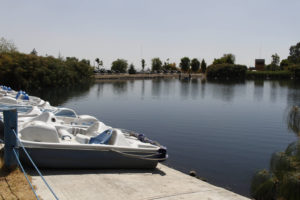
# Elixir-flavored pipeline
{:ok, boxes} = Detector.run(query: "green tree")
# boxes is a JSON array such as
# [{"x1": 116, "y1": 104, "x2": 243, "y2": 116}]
[
  {"x1": 180, "y1": 57, "x2": 190, "y2": 72},
  {"x1": 95, "y1": 58, "x2": 100, "y2": 70},
  {"x1": 271, "y1": 53, "x2": 280, "y2": 66},
  {"x1": 141, "y1": 59, "x2": 145, "y2": 71},
  {"x1": 0, "y1": 51, "x2": 93, "y2": 89},
  {"x1": 288, "y1": 42, "x2": 300, "y2": 64},
  {"x1": 95, "y1": 58, "x2": 103, "y2": 70},
  {"x1": 201, "y1": 59, "x2": 207, "y2": 73},
  {"x1": 213, "y1": 54, "x2": 235, "y2": 65},
  {"x1": 30, "y1": 48, "x2": 37, "y2": 56},
  {"x1": 0, "y1": 37, "x2": 17, "y2": 53},
  {"x1": 151, "y1": 57, "x2": 162, "y2": 71},
  {"x1": 128, "y1": 64, "x2": 137, "y2": 74},
  {"x1": 111, "y1": 59, "x2": 128, "y2": 73},
  {"x1": 191, "y1": 58, "x2": 200, "y2": 73},
  {"x1": 280, "y1": 59, "x2": 289, "y2": 70}
]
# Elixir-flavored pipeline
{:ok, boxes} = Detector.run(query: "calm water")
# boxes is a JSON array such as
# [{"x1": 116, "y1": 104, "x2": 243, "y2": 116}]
[{"x1": 32, "y1": 79, "x2": 300, "y2": 197}]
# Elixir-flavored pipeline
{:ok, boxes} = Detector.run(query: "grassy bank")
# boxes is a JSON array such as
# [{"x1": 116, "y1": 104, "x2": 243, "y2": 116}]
[
  {"x1": 246, "y1": 71, "x2": 292, "y2": 79},
  {"x1": 0, "y1": 147, "x2": 37, "y2": 200}
]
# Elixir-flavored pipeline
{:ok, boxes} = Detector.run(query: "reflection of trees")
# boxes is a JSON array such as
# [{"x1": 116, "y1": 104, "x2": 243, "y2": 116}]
[
  {"x1": 141, "y1": 79, "x2": 145, "y2": 98},
  {"x1": 254, "y1": 80, "x2": 264, "y2": 102},
  {"x1": 201, "y1": 79, "x2": 206, "y2": 98},
  {"x1": 206, "y1": 80, "x2": 245, "y2": 102},
  {"x1": 251, "y1": 106, "x2": 300, "y2": 200},
  {"x1": 112, "y1": 81, "x2": 128, "y2": 94},
  {"x1": 27, "y1": 82, "x2": 93, "y2": 106},
  {"x1": 286, "y1": 80, "x2": 300, "y2": 106},
  {"x1": 191, "y1": 79, "x2": 199, "y2": 99},
  {"x1": 151, "y1": 79, "x2": 162, "y2": 97},
  {"x1": 180, "y1": 79, "x2": 190, "y2": 98},
  {"x1": 270, "y1": 82, "x2": 277, "y2": 103},
  {"x1": 287, "y1": 106, "x2": 300, "y2": 136},
  {"x1": 162, "y1": 79, "x2": 172, "y2": 96}
]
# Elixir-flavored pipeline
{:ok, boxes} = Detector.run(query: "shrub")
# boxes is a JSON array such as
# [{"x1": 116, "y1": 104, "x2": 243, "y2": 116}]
[
  {"x1": 111, "y1": 59, "x2": 128, "y2": 73},
  {"x1": 0, "y1": 52, "x2": 94, "y2": 90},
  {"x1": 246, "y1": 71, "x2": 291, "y2": 80},
  {"x1": 128, "y1": 64, "x2": 136, "y2": 74},
  {"x1": 206, "y1": 64, "x2": 247, "y2": 80},
  {"x1": 288, "y1": 64, "x2": 300, "y2": 79},
  {"x1": 151, "y1": 58, "x2": 162, "y2": 71}
]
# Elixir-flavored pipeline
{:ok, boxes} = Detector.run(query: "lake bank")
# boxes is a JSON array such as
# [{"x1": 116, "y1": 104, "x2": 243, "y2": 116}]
[{"x1": 94, "y1": 73, "x2": 203, "y2": 80}]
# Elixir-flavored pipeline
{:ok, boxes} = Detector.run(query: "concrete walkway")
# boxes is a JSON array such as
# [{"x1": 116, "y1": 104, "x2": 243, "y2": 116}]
[{"x1": 32, "y1": 164, "x2": 250, "y2": 200}]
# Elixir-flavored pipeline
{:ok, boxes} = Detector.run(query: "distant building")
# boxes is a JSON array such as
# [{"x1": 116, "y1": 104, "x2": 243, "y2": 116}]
[{"x1": 255, "y1": 59, "x2": 265, "y2": 71}]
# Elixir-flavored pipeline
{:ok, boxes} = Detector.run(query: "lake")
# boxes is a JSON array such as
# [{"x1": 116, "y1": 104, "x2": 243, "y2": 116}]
[{"x1": 31, "y1": 78, "x2": 300, "y2": 197}]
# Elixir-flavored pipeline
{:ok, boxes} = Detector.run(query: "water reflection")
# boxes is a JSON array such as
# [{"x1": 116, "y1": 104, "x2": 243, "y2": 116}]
[
  {"x1": 28, "y1": 83, "x2": 92, "y2": 106},
  {"x1": 209, "y1": 81, "x2": 236, "y2": 102},
  {"x1": 191, "y1": 79, "x2": 199, "y2": 99},
  {"x1": 201, "y1": 79, "x2": 206, "y2": 99},
  {"x1": 180, "y1": 79, "x2": 190, "y2": 99},
  {"x1": 151, "y1": 79, "x2": 162, "y2": 97},
  {"x1": 141, "y1": 79, "x2": 145, "y2": 99},
  {"x1": 112, "y1": 81, "x2": 128, "y2": 95},
  {"x1": 253, "y1": 80, "x2": 264, "y2": 102},
  {"x1": 270, "y1": 81, "x2": 278, "y2": 103}
]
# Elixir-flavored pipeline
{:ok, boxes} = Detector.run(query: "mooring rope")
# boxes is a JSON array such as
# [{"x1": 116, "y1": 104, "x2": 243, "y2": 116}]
[{"x1": 12, "y1": 129, "x2": 59, "y2": 200}]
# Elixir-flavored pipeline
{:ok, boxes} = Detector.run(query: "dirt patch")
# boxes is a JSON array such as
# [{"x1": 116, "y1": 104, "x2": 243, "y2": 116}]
[{"x1": 0, "y1": 147, "x2": 38, "y2": 200}]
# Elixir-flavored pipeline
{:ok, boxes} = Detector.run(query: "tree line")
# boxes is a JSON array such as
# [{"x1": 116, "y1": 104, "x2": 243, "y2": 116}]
[
  {"x1": 94, "y1": 57, "x2": 207, "y2": 74},
  {"x1": 0, "y1": 37, "x2": 94, "y2": 90}
]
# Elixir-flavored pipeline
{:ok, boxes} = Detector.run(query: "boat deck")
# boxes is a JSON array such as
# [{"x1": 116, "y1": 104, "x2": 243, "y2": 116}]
[{"x1": 32, "y1": 164, "x2": 250, "y2": 200}]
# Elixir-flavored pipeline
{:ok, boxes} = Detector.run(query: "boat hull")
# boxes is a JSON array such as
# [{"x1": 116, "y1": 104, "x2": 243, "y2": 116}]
[{"x1": 19, "y1": 147, "x2": 159, "y2": 169}]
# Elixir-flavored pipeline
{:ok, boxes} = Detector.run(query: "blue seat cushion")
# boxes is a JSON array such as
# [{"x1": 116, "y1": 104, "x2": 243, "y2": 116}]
[{"x1": 89, "y1": 129, "x2": 113, "y2": 144}]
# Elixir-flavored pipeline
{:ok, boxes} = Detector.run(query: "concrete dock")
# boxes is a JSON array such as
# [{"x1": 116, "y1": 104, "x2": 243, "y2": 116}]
[{"x1": 32, "y1": 164, "x2": 250, "y2": 200}]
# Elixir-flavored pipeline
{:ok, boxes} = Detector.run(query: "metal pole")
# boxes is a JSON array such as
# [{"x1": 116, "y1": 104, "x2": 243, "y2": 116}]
[{"x1": 4, "y1": 109, "x2": 18, "y2": 169}]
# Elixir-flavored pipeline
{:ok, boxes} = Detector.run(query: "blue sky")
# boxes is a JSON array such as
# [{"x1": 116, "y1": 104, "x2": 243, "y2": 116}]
[{"x1": 1, "y1": 0, "x2": 299, "y2": 69}]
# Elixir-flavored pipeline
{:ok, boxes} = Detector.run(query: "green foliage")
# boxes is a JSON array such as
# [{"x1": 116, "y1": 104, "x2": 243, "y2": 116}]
[
  {"x1": 213, "y1": 54, "x2": 235, "y2": 65},
  {"x1": 206, "y1": 64, "x2": 247, "y2": 80},
  {"x1": 251, "y1": 109, "x2": 300, "y2": 200},
  {"x1": 0, "y1": 37, "x2": 17, "y2": 53},
  {"x1": 30, "y1": 48, "x2": 37, "y2": 56},
  {"x1": 111, "y1": 59, "x2": 128, "y2": 73},
  {"x1": 151, "y1": 57, "x2": 162, "y2": 71},
  {"x1": 288, "y1": 64, "x2": 300, "y2": 79},
  {"x1": 288, "y1": 42, "x2": 300, "y2": 64},
  {"x1": 0, "y1": 52, "x2": 94, "y2": 90},
  {"x1": 271, "y1": 53, "x2": 280, "y2": 66},
  {"x1": 280, "y1": 59, "x2": 289, "y2": 70},
  {"x1": 141, "y1": 59, "x2": 145, "y2": 71},
  {"x1": 128, "y1": 64, "x2": 136, "y2": 74},
  {"x1": 270, "y1": 152, "x2": 295, "y2": 180},
  {"x1": 95, "y1": 58, "x2": 103, "y2": 70},
  {"x1": 278, "y1": 172, "x2": 300, "y2": 200},
  {"x1": 180, "y1": 57, "x2": 190, "y2": 72},
  {"x1": 251, "y1": 148, "x2": 300, "y2": 200},
  {"x1": 250, "y1": 170, "x2": 276, "y2": 200},
  {"x1": 190, "y1": 58, "x2": 200, "y2": 73},
  {"x1": 200, "y1": 59, "x2": 207, "y2": 73},
  {"x1": 287, "y1": 106, "x2": 300, "y2": 136},
  {"x1": 265, "y1": 64, "x2": 281, "y2": 71},
  {"x1": 246, "y1": 71, "x2": 291, "y2": 79}
]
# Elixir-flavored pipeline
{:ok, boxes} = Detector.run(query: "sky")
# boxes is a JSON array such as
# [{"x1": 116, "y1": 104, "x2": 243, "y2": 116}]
[{"x1": 1, "y1": 0, "x2": 300, "y2": 69}]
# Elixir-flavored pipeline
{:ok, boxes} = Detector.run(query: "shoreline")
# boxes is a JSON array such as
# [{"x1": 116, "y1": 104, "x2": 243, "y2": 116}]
[{"x1": 94, "y1": 73, "x2": 203, "y2": 80}]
